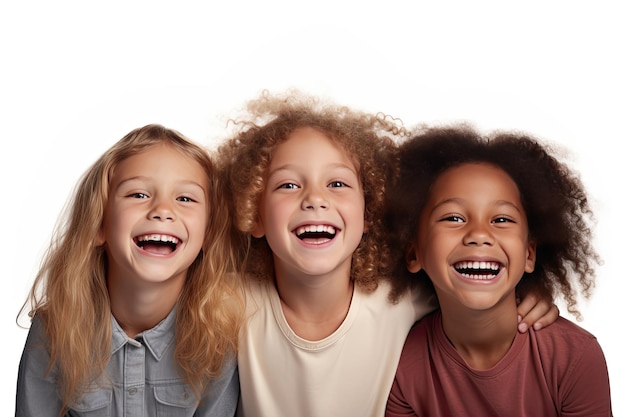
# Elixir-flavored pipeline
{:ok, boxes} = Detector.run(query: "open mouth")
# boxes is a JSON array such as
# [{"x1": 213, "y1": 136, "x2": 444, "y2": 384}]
[
  {"x1": 134, "y1": 234, "x2": 180, "y2": 255},
  {"x1": 453, "y1": 261, "x2": 501, "y2": 280},
  {"x1": 294, "y1": 225, "x2": 337, "y2": 244}
]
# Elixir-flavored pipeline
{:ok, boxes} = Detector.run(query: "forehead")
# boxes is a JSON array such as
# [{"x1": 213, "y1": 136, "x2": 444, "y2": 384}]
[
  {"x1": 113, "y1": 143, "x2": 208, "y2": 187},
  {"x1": 271, "y1": 127, "x2": 355, "y2": 168},
  {"x1": 430, "y1": 162, "x2": 521, "y2": 202}
]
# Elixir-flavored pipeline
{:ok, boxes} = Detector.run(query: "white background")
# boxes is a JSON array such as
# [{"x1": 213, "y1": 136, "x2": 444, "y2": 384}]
[{"x1": 1, "y1": 1, "x2": 623, "y2": 414}]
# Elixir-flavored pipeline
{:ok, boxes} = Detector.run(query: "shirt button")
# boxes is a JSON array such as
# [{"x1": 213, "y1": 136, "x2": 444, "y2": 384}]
[{"x1": 128, "y1": 387, "x2": 138, "y2": 395}]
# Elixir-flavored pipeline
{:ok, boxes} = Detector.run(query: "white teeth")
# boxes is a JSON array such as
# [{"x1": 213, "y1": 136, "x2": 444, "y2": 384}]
[
  {"x1": 453, "y1": 260, "x2": 501, "y2": 280},
  {"x1": 137, "y1": 234, "x2": 179, "y2": 244},
  {"x1": 462, "y1": 274, "x2": 494, "y2": 280},
  {"x1": 295, "y1": 225, "x2": 336, "y2": 236},
  {"x1": 454, "y1": 261, "x2": 500, "y2": 270}
]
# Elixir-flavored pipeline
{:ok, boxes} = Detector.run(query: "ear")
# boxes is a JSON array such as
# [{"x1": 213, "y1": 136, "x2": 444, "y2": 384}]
[
  {"x1": 95, "y1": 224, "x2": 106, "y2": 246},
  {"x1": 525, "y1": 239, "x2": 537, "y2": 273},
  {"x1": 251, "y1": 219, "x2": 265, "y2": 238},
  {"x1": 405, "y1": 242, "x2": 422, "y2": 273}
]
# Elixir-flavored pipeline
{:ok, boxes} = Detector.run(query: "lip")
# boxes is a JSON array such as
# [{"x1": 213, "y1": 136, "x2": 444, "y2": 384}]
[
  {"x1": 291, "y1": 221, "x2": 341, "y2": 247},
  {"x1": 133, "y1": 232, "x2": 183, "y2": 256},
  {"x1": 452, "y1": 257, "x2": 504, "y2": 283}
]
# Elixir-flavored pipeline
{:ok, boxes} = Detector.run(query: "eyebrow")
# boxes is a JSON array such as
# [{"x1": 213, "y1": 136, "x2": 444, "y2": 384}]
[
  {"x1": 432, "y1": 197, "x2": 523, "y2": 214},
  {"x1": 268, "y1": 162, "x2": 358, "y2": 176},
  {"x1": 115, "y1": 176, "x2": 207, "y2": 191}
]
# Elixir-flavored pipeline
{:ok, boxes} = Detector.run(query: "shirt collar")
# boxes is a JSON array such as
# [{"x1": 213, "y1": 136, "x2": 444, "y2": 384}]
[{"x1": 110, "y1": 306, "x2": 176, "y2": 361}]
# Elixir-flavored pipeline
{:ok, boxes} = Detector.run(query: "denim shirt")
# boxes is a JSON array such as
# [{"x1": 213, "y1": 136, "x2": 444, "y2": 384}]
[{"x1": 16, "y1": 307, "x2": 239, "y2": 417}]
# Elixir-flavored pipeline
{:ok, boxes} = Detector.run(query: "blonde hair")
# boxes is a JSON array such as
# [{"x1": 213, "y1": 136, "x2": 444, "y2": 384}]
[
  {"x1": 217, "y1": 89, "x2": 408, "y2": 294},
  {"x1": 19, "y1": 124, "x2": 244, "y2": 411}
]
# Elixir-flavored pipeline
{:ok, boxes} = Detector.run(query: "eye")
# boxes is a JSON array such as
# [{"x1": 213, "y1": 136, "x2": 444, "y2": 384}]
[
  {"x1": 493, "y1": 216, "x2": 515, "y2": 224},
  {"x1": 276, "y1": 182, "x2": 299, "y2": 190},
  {"x1": 328, "y1": 181, "x2": 348, "y2": 188},
  {"x1": 128, "y1": 192, "x2": 149, "y2": 199},
  {"x1": 441, "y1": 215, "x2": 464, "y2": 223},
  {"x1": 177, "y1": 196, "x2": 196, "y2": 203}
]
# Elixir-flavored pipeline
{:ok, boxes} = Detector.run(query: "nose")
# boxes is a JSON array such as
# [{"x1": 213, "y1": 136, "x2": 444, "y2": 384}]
[
  {"x1": 148, "y1": 198, "x2": 176, "y2": 221},
  {"x1": 301, "y1": 188, "x2": 329, "y2": 211},
  {"x1": 462, "y1": 223, "x2": 494, "y2": 246}
]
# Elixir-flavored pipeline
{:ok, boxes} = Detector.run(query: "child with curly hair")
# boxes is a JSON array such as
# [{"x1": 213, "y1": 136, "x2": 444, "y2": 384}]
[
  {"x1": 217, "y1": 91, "x2": 559, "y2": 417},
  {"x1": 16, "y1": 124, "x2": 245, "y2": 416},
  {"x1": 385, "y1": 124, "x2": 612, "y2": 416}
]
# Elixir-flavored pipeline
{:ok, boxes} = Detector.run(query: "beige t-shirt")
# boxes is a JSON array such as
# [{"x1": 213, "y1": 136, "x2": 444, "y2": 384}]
[{"x1": 237, "y1": 278, "x2": 434, "y2": 417}]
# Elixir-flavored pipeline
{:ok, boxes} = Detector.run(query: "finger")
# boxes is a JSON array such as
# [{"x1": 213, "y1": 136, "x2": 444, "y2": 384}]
[
  {"x1": 518, "y1": 300, "x2": 559, "y2": 333},
  {"x1": 516, "y1": 293, "x2": 539, "y2": 318}
]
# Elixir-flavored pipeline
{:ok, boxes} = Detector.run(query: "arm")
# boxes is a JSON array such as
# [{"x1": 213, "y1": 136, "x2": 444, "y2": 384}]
[
  {"x1": 560, "y1": 338, "x2": 612, "y2": 416},
  {"x1": 516, "y1": 292, "x2": 559, "y2": 333},
  {"x1": 194, "y1": 356, "x2": 239, "y2": 417},
  {"x1": 385, "y1": 323, "x2": 426, "y2": 417},
  {"x1": 15, "y1": 318, "x2": 64, "y2": 417},
  {"x1": 386, "y1": 376, "x2": 418, "y2": 417}
]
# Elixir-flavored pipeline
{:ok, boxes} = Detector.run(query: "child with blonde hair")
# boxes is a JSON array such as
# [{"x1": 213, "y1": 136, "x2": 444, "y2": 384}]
[
  {"x1": 217, "y1": 91, "x2": 559, "y2": 417},
  {"x1": 16, "y1": 124, "x2": 244, "y2": 416}
]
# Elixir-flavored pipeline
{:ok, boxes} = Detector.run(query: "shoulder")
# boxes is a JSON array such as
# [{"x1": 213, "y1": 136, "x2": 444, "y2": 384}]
[
  {"x1": 531, "y1": 318, "x2": 611, "y2": 412},
  {"x1": 243, "y1": 275, "x2": 272, "y2": 304},
  {"x1": 353, "y1": 281, "x2": 436, "y2": 329},
  {"x1": 396, "y1": 311, "x2": 439, "y2": 365},
  {"x1": 406, "y1": 310, "x2": 438, "y2": 343},
  {"x1": 18, "y1": 314, "x2": 57, "y2": 383},
  {"x1": 533, "y1": 316, "x2": 597, "y2": 346},
  {"x1": 23, "y1": 314, "x2": 49, "y2": 348},
  {"x1": 241, "y1": 276, "x2": 278, "y2": 327},
  {"x1": 356, "y1": 280, "x2": 413, "y2": 315},
  {"x1": 531, "y1": 316, "x2": 605, "y2": 369},
  {"x1": 217, "y1": 351, "x2": 239, "y2": 380}
]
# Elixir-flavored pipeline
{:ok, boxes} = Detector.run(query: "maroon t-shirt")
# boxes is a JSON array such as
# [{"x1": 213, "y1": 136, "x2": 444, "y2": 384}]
[{"x1": 386, "y1": 311, "x2": 612, "y2": 417}]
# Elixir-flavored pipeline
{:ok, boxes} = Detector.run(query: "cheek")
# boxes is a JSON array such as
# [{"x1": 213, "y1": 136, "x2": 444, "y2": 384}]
[
  {"x1": 102, "y1": 204, "x2": 135, "y2": 240},
  {"x1": 348, "y1": 198, "x2": 366, "y2": 221},
  {"x1": 264, "y1": 195, "x2": 292, "y2": 221},
  {"x1": 194, "y1": 216, "x2": 209, "y2": 235},
  {"x1": 418, "y1": 231, "x2": 451, "y2": 265}
]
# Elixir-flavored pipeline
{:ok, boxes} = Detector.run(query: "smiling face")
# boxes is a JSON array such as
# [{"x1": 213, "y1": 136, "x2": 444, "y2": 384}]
[
  {"x1": 98, "y1": 143, "x2": 209, "y2": 288},
  {"x1": 253, "y1": 127, "x2": 366, "y2": 282},
  {"x1": 407, "y1": 162, "x2": 536, "y2": 312}
]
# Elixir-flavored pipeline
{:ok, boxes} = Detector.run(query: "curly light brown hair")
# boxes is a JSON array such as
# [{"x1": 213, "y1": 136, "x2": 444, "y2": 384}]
[
  {"x1": 216, "y1": 89, "x2": 408, "y2": 293},
  {"x1": 386, "y1": 123, "x2": 601, "y2": 318}
]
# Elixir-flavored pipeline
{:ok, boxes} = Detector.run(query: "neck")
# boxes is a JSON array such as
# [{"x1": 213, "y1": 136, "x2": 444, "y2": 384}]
[
  {"x1": 107, "y1": 275, "x2": 183, "y2": 338},
  {"x1": 274, "y1": 263, "x2": 354, "y2": 341},
  {"x1": 439, "y1": 296, "x2": 519, "y2": 371}
]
